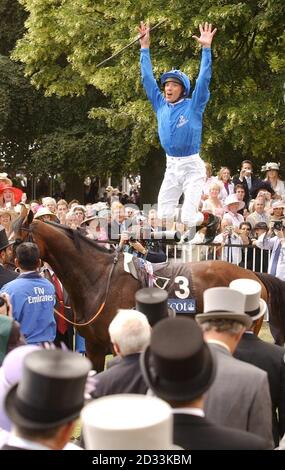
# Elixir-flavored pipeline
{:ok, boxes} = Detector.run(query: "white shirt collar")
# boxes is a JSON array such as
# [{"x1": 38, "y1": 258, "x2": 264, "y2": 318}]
[
  {"x1": 8, "y1": 434, "x2": 51, "y2": 450},
  {"x1": 169, "y1": 98, "x2": 185, "y2": 106},
  {"x1": 207, "y1": 339, "x2": 231, "y2": 353},
  {"x1": 172, "y1": 407, "x2": 205, "y2": 418}
]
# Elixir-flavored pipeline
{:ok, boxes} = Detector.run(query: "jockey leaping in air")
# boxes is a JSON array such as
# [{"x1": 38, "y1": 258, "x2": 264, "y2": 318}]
[{"x1": 139, "y1": 21, "x2": 217, "y2": 231}]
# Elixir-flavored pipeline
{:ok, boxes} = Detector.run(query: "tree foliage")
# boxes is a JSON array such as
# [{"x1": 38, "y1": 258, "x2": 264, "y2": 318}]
[
  {"x1": 0, "y1": 0, "x2": 130, "y2": 182},
  {"x1": 12, "y1": 0, "x2": 285, "y2": 175}
]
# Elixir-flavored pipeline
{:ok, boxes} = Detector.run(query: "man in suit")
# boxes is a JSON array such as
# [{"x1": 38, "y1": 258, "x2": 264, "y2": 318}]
[
  {"x1": 140, "y1": 316, "x2": 271, "y2": 449},
  {"x1": 0, "y1": 226, "x2": 18, "y2": 288},
  {"x1": 232, "y1": 160, "x2": 262, "y2": 207},
  {"x1": 231, "y1": 278, "x2": 285, "y2": 445},
  {"x1": 1, "y1": 349, "x2": 91, "y2": 450},
  {"x1": 105, "y1": 287, "x2": 175, "y2": 370},
  {"x1": 196, "y1": 286, "x2": 273, "y2": 445},
  {"x1": 91, "y1": 309, "x2": 151, "y2": 398}
]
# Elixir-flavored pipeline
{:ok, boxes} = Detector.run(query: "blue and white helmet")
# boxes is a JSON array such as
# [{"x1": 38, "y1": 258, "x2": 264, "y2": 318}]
[{"x1": 160, "y1": 69, "x2": 191, "y2": 97}]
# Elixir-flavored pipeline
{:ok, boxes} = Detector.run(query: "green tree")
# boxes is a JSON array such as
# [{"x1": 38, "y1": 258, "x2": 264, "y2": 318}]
[
  {"x1": 12, "y1": 0, "x2": 285, "y2": 182},
  {"x1": 0, "y1": 0, "x2": 131, "y2": 198}
]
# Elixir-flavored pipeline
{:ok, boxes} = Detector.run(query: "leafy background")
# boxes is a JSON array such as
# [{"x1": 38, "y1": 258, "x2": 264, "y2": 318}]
[{"x1": 0, "y1": 0, "x2": 284, "y2": 201}]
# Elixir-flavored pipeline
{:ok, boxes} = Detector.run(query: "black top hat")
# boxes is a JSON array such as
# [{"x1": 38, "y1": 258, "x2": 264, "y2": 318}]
[
  {"x1": 135, "y1": 288, "x2": 175, "y2": 327},
  {"x1": 140, "y1": 317, "x2": 216, "y2": 402},
  {"x1": 0, "y1": 225, "x2": 14, "y2": 251},
  {"x1": 5, "y1": 349, "x2": 91, "y2": 429}
]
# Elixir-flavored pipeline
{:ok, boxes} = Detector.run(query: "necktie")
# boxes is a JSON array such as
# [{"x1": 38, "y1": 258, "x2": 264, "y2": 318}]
[
  {"x1": 224, "y1": 182, "x2": 229, "y2": 195},
  {"x1": 246, "y1": 176, "x2": 252, "y2": 190},
  {"x1": 269, "y1": 241, "x2": 281, "y2": 276},
  {"x1": 52, "y1": 274, "x2": 68, "y2": 335}
]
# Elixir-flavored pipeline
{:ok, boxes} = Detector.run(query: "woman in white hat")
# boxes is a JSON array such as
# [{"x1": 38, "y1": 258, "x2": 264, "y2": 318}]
[
  {"x1": 262, "y1": 162, "x2": 285, "y2": 199},
  {"x1": 221, "y1": 193, "x2": 245, "y2": 230}
]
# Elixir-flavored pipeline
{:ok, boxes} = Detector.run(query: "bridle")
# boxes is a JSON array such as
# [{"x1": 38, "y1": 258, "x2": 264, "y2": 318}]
[
  {"x1": 53, "y1": 250, "x2": 120, "y2": 327},
  {"x1": 17, "y1": 221, "x2": 120, "y2": 327}
]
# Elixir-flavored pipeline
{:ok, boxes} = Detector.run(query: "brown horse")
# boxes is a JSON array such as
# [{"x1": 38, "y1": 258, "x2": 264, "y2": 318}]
[{"x1": 13, "y1": 208, "x2": 285, "y2": 371}]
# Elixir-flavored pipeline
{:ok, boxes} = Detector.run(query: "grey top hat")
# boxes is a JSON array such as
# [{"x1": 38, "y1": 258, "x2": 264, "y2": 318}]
[
  {"x1": 195, "y1": 287, "x2": 252, "y2": 329},
  {"x1": 229, "y1": 279, "x2": 267, "y2": 321},
  {"x1": 140, "y1": 317, "x2": 216, "y2": 402},
  {"x1": 5, "y1": 349, "x2": 91, "y2": 429},
  {"x1": 135, "y1": 288, "x2": 175, "y2": 327}
]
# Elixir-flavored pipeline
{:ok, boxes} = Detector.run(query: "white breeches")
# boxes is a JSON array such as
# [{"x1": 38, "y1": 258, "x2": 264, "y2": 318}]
[{"x1": 157, "y1": 154, "x2": 206, "y2": 225}]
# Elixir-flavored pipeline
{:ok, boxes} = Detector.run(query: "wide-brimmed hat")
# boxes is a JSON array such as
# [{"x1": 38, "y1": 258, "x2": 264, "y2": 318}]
[
  {"x1": 0, "y1": 225, "x2": 15, "y2": 251},
  {"x1": 224, "y1": 194, "x2": 245, "y2": 212},
  {"x1": 5, "y1": 349, "x2": 91, "y2": 429},
  {"x1": 229, "y1": 279, "x2": 267, "y2": 321},
  {"x1": 271, "y1": 200, "x2": 285, "y2": 210},
  {"x1": 0, "y1": 208, "x2": 18, "y2": 220},
  {"x1": 34, "y1": 207, "x2": 57, "y2": 221},
  {"x1": 140, "y1": 317, "x2": 216, "y2": 402},
  {"x1": 82, "y1": 394, "x2": 176, "y2": 450},
  {"x1": 135, "y1": 288, "x2": 175, "y2": 327},
  {"x1": 0, "y1": 186, "x2": 23, "y2": 204},
  {"x1": 195, "y1": 287, "x2": 252, "y2": 329},
  {"x1": 261, "y1": 162, "x2": 280, "y2": 172}
]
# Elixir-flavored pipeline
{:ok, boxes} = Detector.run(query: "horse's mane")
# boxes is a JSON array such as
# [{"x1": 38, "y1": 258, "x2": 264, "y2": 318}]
[
  {"x1": 44, "y1": 221, "x2": 113, "y2": 254},
  {"x1": 12, "y1": 215, "x2": 25, "y2": 234}
]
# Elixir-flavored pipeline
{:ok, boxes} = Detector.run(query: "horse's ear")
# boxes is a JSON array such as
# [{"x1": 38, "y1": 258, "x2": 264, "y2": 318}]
[
  {"x1": 27, "y1": 209, "x2": 34, "y2": 225},
  {"x1": 20, "y1": 204, "x2": 28, "y2": 218}
]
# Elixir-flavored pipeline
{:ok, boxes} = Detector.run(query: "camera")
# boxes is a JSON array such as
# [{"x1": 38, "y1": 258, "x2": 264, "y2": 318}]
[
  {"x1": 129, "y1": 230, "x2": 181, "y2": 243},
  {"x1": 224, "y1": 225, "x2": 234, "y2": 235},
  {"x1": 273, "y1": 220, "x2": 284, "y2": 231},
  {"x1": 116, "y1": 230, "x2": 181, "y2": 243}
]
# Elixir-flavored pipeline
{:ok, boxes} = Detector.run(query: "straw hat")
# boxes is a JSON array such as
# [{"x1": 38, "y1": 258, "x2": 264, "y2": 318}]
[
  {"x1": 34, "y1": 207, "x2": 57, "y2": 221},
  {"x1": 0, "y1": 208, "x2": 18, "y2": 221}
]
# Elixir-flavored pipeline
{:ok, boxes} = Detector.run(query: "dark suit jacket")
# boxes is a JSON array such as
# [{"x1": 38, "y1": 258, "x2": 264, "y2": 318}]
[
  {"x1": 173, "y1": 413, "x2": 270, "y2": 450},
  {"x1": 91, "y1": 353, "x2": 147, "y2": 398},
  {"x1": 232, "y1": 174, "x2": 262, "y2": 207},
  {"x1": 0, "y1": 265, "x2": 18, "y2": 289},
  {"x1": 234, "y1": 332, "x2": 285, "y2": 445}
]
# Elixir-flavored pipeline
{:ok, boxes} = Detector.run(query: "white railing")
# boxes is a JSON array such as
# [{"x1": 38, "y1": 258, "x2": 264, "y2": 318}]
[{"x1": 165, "y1": 243, "x2": 271, "y2": 273}]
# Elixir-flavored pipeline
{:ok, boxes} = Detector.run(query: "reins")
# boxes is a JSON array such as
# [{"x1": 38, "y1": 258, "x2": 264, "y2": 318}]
[
  {"x1": 53, "y1": 251, "x2": 120, "y2": 327},
  {"x1": 18, "y1": 220, "x2": 120, "y2": 327}
]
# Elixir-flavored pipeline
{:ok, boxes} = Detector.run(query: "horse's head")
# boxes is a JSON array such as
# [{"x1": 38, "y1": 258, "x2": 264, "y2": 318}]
[{"x1": 12, "y1": 205, "x2": 36, "y2": 255}]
